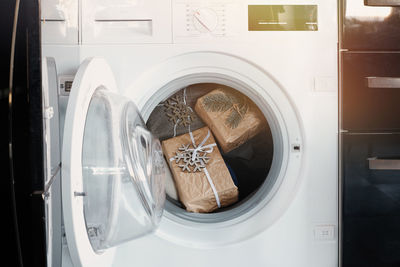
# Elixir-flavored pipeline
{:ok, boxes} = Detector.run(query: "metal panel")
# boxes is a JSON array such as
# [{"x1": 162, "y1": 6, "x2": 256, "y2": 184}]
[
  {"x1": 366, "y1": 77, "x2": 400, "y2": 88},
  {"x1": 368, "y1": 157, "x2": 400, "y2": 170}
]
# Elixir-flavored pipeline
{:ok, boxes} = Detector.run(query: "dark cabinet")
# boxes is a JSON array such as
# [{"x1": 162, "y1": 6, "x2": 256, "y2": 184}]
[
  {"x1": 342, "y1": 133, "x2": 400, "y2": 266},
  {"x1": 342, "y1": 52, "x2": 400, "y2": 131},
  {"x1": 342, "y1": 0, "x2": 400, "y2": 50}
]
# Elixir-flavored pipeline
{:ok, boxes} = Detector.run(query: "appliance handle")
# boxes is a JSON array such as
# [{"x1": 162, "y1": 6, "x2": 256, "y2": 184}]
[
  {"x1": 368, "y1": 157, "x2": 400, "y2": 170},
  {"x1": 41, "y1": 19, "x2": 65, "y2": 22},
  {"x1": 364, "y1": 0, "x2": 400, "y2": 6},
  {"x1": 366, "y1": 77, "x2": 400, "y2": 88},
  {"x1": 94, "y1": 19, "x2": 152, "y2": 22}
]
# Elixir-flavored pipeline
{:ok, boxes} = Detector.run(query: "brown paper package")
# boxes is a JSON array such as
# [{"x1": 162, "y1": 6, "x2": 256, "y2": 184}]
[
  {"x1": 195, "y1": 88, "x2": 265, "y2": 153},
  {"x1": 162, "y1": 127, "x2": 238, "y2": 213}
]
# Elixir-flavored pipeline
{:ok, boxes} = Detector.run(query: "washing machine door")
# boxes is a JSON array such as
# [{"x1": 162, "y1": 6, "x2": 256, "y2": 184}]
[
  {"x1": 42, "y1": 57, "x2": 63, "y2": 267},
  {"x1": 61, "y1": 58, "x2": 166, "y2": 267}
]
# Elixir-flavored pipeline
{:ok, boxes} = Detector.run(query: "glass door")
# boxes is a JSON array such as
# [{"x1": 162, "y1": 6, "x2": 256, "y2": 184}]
[{"x1": 61, "y1": 58, "x2": 166, "y2": 266}]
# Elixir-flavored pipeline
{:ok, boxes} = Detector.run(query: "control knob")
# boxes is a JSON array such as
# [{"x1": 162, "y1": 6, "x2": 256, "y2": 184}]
[{"x1": 192, "y1": 8, "x2": 218, "y2": 33}]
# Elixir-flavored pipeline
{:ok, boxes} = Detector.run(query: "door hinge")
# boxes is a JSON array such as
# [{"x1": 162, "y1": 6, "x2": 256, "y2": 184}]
[
  {"x1": 44, "y1": 106, "x2": 54, "y2": 120},
  {"x1": 32, "y1": 162, "x2": 62, "y2": 200}
]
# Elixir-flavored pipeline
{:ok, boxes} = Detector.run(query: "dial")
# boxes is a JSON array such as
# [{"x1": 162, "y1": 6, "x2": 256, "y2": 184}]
[{"x1": 192, "y1": 8, "x2": 218, "y2": 33}]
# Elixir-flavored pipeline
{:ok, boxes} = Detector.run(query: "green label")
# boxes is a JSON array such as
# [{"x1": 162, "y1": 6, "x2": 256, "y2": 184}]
[{"x1": 248, "y1": 5, "x2": 318, "y2": 31}]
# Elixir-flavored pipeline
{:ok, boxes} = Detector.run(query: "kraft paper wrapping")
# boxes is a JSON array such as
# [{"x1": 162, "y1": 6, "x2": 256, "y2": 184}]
[
  {"x1": 195, "y1": 88, "x2": 266, "y2": 153},
  {"x1": 162, "y1": 127, "x2": 238, "y2": 213},
  {"x1": 146, "y1": 84, "x2": 215, "y2": 141}
]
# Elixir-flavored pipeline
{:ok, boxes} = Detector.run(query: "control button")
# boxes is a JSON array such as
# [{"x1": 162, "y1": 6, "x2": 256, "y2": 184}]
[
  {"x1": 314, "y1": 225, "x2": 335, "y2": 241},
  {"x1": 192, "y1": 8, "x2": 218, "y2": 33}
]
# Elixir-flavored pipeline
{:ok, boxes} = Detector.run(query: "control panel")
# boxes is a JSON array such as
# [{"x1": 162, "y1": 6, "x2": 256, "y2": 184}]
[
  {"x1": 41, "y1": 0, "x2": 243, "y2": 44},
  {"x1": 173, "y1": 1, "x2": 241, "y2": 42},
  {"x1": 41, "y1": 0, "x2": 321, "y2": 45}
]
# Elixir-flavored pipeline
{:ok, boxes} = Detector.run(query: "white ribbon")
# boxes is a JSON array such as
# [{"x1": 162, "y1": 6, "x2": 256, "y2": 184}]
[
  {"x1": 173, "y1": 119, "x2": 181, "y2": 137},
  {"x1": 203, "y1": 165, "x2": 221, "y2": 208},
  {"x1": 183, "y1": 87, "x2": 187, "y2": 105},
  {"x1": 189, "y1": 130, "x2": 216, "y2": 161},
  {"x1": 170, "y1": 130, "x2": 220, "y2": 208},
  {"x1": 190, "y1": 130, "x2": 220, "y2": 208}
]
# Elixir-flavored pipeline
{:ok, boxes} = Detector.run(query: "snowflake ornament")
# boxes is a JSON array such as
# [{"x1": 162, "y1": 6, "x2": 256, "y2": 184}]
[
  {"x1": 172, "y1": 144, "x2": 211, "y2": 173},
  {"x1": 164, "y1": 95, "x2": 195, "y2": 127}
]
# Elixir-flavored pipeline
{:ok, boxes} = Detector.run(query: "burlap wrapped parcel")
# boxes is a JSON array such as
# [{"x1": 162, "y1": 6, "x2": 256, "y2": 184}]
[
  {"x1": 162, "y1": 127, "x2": 238, "y2": 213},
  {"x1": 195, "y1": 88, "x2": 265, "y2": 153}
]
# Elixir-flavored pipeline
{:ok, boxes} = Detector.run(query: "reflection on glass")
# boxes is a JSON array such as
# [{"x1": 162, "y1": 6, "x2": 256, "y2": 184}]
[
  {"x1": 346, "y1": 1, "x2": 391, "y2": 20},
  {"x1": 343, "y1": 0, "x2": 400, "y2": 50},
  {"x1": 41, "y1": 0, "x2": 78, "y2": 27},
  {"x1": 81, "y1": 88, "x2": 165, "y2": 252}
]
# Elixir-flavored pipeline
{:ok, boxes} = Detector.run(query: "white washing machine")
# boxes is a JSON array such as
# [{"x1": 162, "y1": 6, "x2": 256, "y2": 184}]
[{"x1": 41, "y1": 0, "x2": 338, "y2": 266}]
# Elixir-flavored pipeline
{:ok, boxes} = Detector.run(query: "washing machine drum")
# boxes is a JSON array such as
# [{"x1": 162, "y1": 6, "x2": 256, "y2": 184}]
[{"x1": 62, "y1": 58, "x2": 166, "y2": 266}]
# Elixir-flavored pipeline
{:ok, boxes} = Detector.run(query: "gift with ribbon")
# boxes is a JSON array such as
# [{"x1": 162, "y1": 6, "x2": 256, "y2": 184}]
[
  {"x1": 195, "y1": 88, "x2": 266, "y2": 153},
  {"x1": 162, "y1": 126, "x2": 238, "y2": 213},
  {"x1": 146, "y1": 85, "x2": 211, "y2": 141}
]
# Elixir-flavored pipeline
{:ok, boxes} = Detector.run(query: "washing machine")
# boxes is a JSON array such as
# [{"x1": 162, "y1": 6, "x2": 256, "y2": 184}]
[{"x1": 41, "y1": 0, "x2": 338, "y2": 266}]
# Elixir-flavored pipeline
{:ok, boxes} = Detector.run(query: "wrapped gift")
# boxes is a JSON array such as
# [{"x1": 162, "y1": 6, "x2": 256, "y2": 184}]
[
  {"x1": 162, "y1": 127, "x2": 238, "y2": 213},
  {"x1": 146, "y1": 85, "x2": 214, "y2": 141},
  {"x1": 195, "y1": 88, "x2": 265, "y2": 153}
]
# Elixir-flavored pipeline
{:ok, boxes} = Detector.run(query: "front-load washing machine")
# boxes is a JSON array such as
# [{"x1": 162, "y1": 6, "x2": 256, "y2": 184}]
[{"x1": 41, "y1": 0, "x2": 338, "y2": 266}]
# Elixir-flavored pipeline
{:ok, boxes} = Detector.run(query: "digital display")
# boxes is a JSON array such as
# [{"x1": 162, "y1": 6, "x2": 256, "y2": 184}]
[{"x1": 248, "y1": 5, "x2": 318, "y2": 31}]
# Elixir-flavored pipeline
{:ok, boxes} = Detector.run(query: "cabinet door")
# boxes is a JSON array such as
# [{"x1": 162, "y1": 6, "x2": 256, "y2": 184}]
[
  {"x1": 341, "y1": 0, "x2": 400, "y2": 50},
  {"x1": 342, "y1": 133, "x2": 400, "y2": 266},
  {"x1": 342, "y1": 52, "x2": 400, "y2": 131}
]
